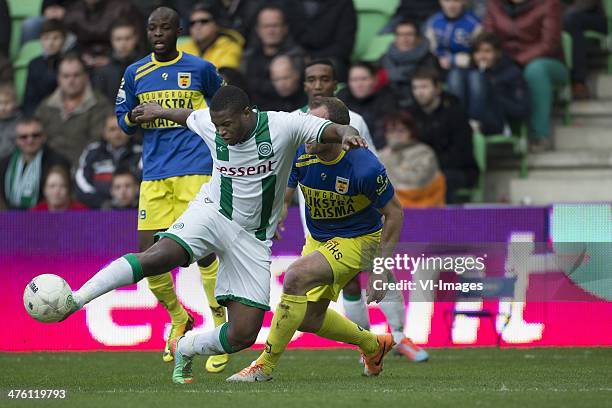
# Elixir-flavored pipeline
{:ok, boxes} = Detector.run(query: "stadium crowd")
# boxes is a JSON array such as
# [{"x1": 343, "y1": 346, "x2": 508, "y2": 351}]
[{"x1": 0, "y1": 0, "x2": 608, "y2": 209}]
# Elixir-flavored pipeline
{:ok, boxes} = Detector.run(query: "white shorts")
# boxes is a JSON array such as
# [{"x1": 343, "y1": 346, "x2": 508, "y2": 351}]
[{"x1": 155, "y1": 193, "x2": 272, "y2": 311}]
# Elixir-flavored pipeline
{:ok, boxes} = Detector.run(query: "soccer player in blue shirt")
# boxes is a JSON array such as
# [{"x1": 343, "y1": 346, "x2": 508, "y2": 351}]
[
  {"x1": 228, "y1": 97, "x2": 405, "y2": 381},
  {"x1": 115, "y1": 7, "x2": 228, "y2": 372}
]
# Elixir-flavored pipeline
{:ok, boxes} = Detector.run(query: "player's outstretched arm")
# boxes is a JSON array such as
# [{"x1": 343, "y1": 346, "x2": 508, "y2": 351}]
[
  {"x1": 320, "y1": 124, "x2": 368, "y2": 151},
  {"x1": 274, "y1": 187, "x2": 295, "y2": 240},
  {"x1": 132, "y1": 102, "x2": 194, "y2": 127}
]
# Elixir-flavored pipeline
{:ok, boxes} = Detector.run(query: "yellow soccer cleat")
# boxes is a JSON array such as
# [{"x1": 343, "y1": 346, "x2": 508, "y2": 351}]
[
  {"x1": 163, "y1": 312, "x2": 195, "y2": 362},
  {"x1": 205, "y1": 354, "x2": 230, "y2": 373}
]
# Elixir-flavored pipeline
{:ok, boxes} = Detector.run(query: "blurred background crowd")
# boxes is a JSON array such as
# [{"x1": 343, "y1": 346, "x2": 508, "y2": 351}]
[{"x1": 0, "y1": 0, "x2": 610, "y2": 211}]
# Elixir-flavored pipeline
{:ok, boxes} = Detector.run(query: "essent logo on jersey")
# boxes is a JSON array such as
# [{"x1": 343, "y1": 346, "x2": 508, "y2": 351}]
[{"x1": 216, "y1": 160, "x2": 277, "y2": 177}]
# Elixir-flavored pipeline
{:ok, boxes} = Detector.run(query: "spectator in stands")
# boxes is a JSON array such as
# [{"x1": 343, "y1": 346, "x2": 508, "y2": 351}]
[
  {"x1": 23, "y1": 19, "x2": 68, "y2": 115},
  {"x1": 31, "y1": 165, "x2": 87, "y2": 211},
  {"x1": 91, "y1": 21, "x2": 142, "y2": 103},
  {"x1": 381, "y1": 19, "x2": 439, "y2": 109},
  {"x1": 564, "y1": 0, "x2": 608, "y2": 99},
  {"x1": 337, "y1": 62, "x2": 398, "y2": 149},
  {"x1": 101, "y1": 168, "x2": 139, "y2": 209},
  {"x1": 267, "y1": 55, "x2": 307, "y2": 112},
  {"x1": 0, "y1": 83, "x2": 20, "y2": 159},
  {"x1": 379, "y1": 111, "x2": 446, "y2": 208},
  {"x1": 64, "y1": 0, "x2": 144, "y2": 68},
  {"x1": 218, "y1": 67, "x2": 249, "y2": 92},
  {"x1": 283, "y1": 0, "x2": 356, "y2": 81},
  {"x1": 20, "y1": 0, "x2": 75, "y2": 45},
  {"x1": 409, "y1": 68, "x2": 477, "y2": 203},
  {"x1": 36, "y1": 54, "x2": 111, "y2": 166},
  {"x1": 0, "y1": 116, "x2": 70, "y2": 209},
  {"x1": 381, "y1": 0, "x2": 441, "y2": 34},
  {"x1": 463, "y1": 32, "x2": 530, "y2": 135},
  {"x1": 301, "y1": 59, "x2": 375, "y2": 148},
  {"x1": 75, "y1": 112, "x2": 142, "y2": 208},
  {"x1": 484, "y1": 0, "x2": 569, "y2": 151},
  {"x1": 178, "y1": 2, "x2": 245, "y2": 69},
  {"x1": 425, "y1": 0, "x2": 482, "y2": 104},
  {"x1": 215, "y1": 0, "x2": 268, "y2": 41},
  {"x1": 242, "y1": 5, "x2": 303, "y2": 108}
]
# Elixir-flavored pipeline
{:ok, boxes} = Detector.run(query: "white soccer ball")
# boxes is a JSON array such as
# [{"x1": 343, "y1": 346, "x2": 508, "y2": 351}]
[{"x1": 23, "y1": 274, "x2": 74, "y2": 323}]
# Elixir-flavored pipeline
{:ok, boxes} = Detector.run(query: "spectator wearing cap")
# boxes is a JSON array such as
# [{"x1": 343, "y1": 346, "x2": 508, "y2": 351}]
[
  {"x1": 75, "y1": 111, "x2": 141, "y2": 208},
  {"x1": 31, "y1": 165, "x2": 88, "y2": 211},
  {"x1": 178, "y1": 2, "x2": 245, "y2": 70},
  {"x1": 484, "y1": 0, "x2": 568, "y2": 151},
  {"x1": 35, "y1": 54, "x2": 111, "y2": 166},
  {"x1": 0, "y1": 116, "x2": 70, "y2": 210},
  {"x1": 23, "y1": 19, "x2": 70, "y2": 115},
  {"x1": 0, "y1": 83, "x2": 20, "y2": 159},
  {"x1": 242, "y1": 5, "x2": 304, "y2": 109}
]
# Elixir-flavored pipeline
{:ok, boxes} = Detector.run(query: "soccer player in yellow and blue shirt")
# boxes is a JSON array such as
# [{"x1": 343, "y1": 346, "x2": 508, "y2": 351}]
[
  {"x1": 228, "y1": 97, "x2": 405, "y2": 381},
  {"x1": 115, "y1": 7, "x2": 228, "y2": 372}
]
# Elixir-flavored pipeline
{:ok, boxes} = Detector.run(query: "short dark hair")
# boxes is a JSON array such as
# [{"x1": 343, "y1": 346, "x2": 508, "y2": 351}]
[
  {"x1": 395, "y1": 18, "x2": 419, "y2": 33},
  {"x1": 40, "y1": 18, "x2": 66, "y2": 37},
  {"x1": 59, "y1": 52, "x2": 87, "y2": 72},
  {"x1": 112, "y1": 167, "x2": 139, "y2": 184},
  {"x1": 472, "y1": 32, "x2": 502, "y2": 53},
  {"x1": 16, "y1": 115, "x2": 42, "y2": 128},
  {"x1": 411, "y1": 67, "x2": 441, "y2": 85},
  {"x1": 210, "y1": 85, "x2": 250, "y2": 113},
  {"x1": 191, "y1": 1, "x2": 222, "y2": 21},
  {"x1": 256, "y1": 4, "x2": 286, "y2": 25},
  {"x1": 305, "y1": 59, "x2": 337, "y2": 80},
  {"x1": 384, "y1": 111, "x2": 419, "y2": 139},
  {"x1": 349, "y1": 62, "x2": 376, "y2": 77},
  {"x1": 309, "y1": 97, "x2": 350, "y2": 126},
  {"x1": 111, "y1": 19, "x2": 137, "y2": 35}
]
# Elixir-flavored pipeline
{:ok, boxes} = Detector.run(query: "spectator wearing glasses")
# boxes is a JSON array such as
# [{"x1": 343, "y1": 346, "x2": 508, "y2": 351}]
[
  {"x1": 0, "y1": 116, "x2": 70, "y2": 210},
  {"x1": 178, "y1": 2, "x2": 245, "y2": 69},
  {"x1": 31, "y1": 165, "x2": 87, "y2": 211}
]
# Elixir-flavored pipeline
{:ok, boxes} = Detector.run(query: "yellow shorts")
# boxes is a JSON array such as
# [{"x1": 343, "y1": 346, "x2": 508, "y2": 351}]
[
  {"x1": 305, "y1": 229, "x2": 381, "y2": 302},
  {"x1": 138, "y1": 174, "x2": 212, "y2": 231}
]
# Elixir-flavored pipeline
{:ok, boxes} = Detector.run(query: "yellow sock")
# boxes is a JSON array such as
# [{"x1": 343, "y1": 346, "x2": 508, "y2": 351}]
[
  {"x1": 199, "y1": 259, "x2": 226, "y2": 327},
  {"x1": 316, "y1": 308, "x2": 379, "y2": 356},
  {"x1": 147, "y1": 272, "x2": 188, "y2": 324},
  {"x1": 256, "y1": 294, "x2": 307, "y2": 374}
]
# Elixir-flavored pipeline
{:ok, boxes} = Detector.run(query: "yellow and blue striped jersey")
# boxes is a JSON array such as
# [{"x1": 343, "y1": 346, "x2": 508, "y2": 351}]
[
  {"x1": 289, "y1": 146, "x2": 395, "y2": 242},
  {"x1": 116, "y1": 51, "x2": 222, "y2": 180}
]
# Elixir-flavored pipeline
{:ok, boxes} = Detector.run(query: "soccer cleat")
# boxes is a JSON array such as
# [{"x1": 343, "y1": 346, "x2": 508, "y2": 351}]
[
  {"x1": 58, "y1": 294, "x2": 80, "y2": 322},
  {"x1": 361, "y1": 334, "x2": 395, "y2": 377},
  {"x1": 226, "y1": 362, "x2": 272, "y2": 382},
  {"x1": 170, "y1": 336, "x2": 193, "y2": 384},
  {"x1": 394, "y1": 337, "x2": 429, "y2": 362},
  {"x1": 205, "y1": 354, "x2": 229, "y2": 373},
  {"x1": 163, "y1": 312, "x2": 195, "y2": 362}
]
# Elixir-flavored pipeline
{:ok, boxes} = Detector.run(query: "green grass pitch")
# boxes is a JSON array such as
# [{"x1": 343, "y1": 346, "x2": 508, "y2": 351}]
[{"x1": 1, "y1": 348, "x2": 611, "y2": 407}]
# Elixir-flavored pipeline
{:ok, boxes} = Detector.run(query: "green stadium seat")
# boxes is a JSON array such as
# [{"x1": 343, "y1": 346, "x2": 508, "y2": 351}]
[
  {"x1": 455, "y1": 131, "x2": 487, "y2": 203},
  {"x1": 360, "y1": 34, "x2": 394, "y2": 62},
  {"x1": 352, "y1": 0, "x2": 399, "y2": 16},
  {"x1": 13, "y1": 40, "x2": 43, "y2": 105},
  {"x1": 8, "y1": 0, "x2": 43, "y2": 60},
  {"x1": 584, "y1": 0, "x2": 612, "y2": 73},
  {"x1": 351, "y1": 0, "x2": 399, "y2": 61}
]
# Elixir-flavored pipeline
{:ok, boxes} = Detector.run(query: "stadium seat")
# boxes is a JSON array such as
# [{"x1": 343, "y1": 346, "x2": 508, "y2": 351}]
[
  {"x1": 360, "y1": 34, "x2": 394, "y2": 62},
  {"x1": 455, "y1": 131, "x2": 486, "y2": 203},
  {"x1": 13, "y1": 40, "x2": 43, "y2": 104},
  {"x1": 8, "y1": 0, "x2": 43, "y2": 60},
  {"x1": 584, "y1": 0, "x2": 612, "y2": 74},
  {"x1": 559, "y1": 31, "x2": 573, "y2": 124},
  {"x1": 485, "y1": 122, "x2": 529, "y2": 179},
  {"x1": 351, "y1": 0, "x2": 399, "y2": 61}
]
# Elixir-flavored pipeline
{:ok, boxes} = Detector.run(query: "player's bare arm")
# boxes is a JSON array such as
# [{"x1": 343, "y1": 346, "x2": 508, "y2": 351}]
[
  {"x1": 366, "y1": 195, "x2": 404, "y2": 304},
  {"x1": 320, "y1": 124, "x2": 368, "y2": 151},
  {"x1": 132, "y1": 102, "x2": 194, "y2": 127},
  {"x1": 275, "y1": 187, "x2": 296, "y2": 240}
]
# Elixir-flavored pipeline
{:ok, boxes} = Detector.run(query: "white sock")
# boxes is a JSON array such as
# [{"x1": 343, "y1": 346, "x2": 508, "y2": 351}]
[
  {"x1": 342, "y1": 293, "x2": 371, "y2": 330},
  {"x1": 179, "y1": 325, "x2": 227, "y2": 357},
  {"x1": 379, "y1": 290, "x2": 406, "y2": 345},
  {"x1": 73, "y1": 256, "x2": 137, "y2": 308}
]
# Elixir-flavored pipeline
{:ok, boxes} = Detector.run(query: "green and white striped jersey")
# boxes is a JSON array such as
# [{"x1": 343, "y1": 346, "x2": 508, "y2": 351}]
[{"x1": 186, "y1": 108, "x2": 332, "y2": 242}]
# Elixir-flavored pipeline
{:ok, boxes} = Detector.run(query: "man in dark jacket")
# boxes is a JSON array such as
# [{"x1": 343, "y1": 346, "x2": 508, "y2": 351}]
[
  {"x1": 266, "y1": 55, "x2": 307, "y2": 111},
  {"x1": 242, "y1": 5, "x2": 304, "y2": 108},
  {"x1": 91, "y1": 21, "x2": 142, "y2": 103},
  {"x1": 282, "y1": 0, "x2": 356, "y2": 80},
  {"x1": 409, "y1": 68, "x2": 478, "y2": 204},
  {"x1": 381, "y1": 0, "x2": 440, "y2": 33},
  {"x1": 0, "y1": 116, "x2": 70, "y2": 209},
  {"x1": 381, "y1": 19, "x2": 439, "y2": 108},
  {"x1": 75, "y1": 112, "x2": 142, "y2": 208}
]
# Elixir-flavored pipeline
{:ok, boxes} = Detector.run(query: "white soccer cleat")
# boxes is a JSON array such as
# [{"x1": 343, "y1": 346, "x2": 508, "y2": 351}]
[{"x1": 226, "y1": 361, "x2": 272, "y2": 382}]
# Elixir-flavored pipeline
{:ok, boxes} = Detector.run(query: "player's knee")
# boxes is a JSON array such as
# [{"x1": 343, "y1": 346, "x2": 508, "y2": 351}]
[
  {"x1": 343, "y1": 276, "x2": 361, "y2": 297},
  {"x1": 282, "y1": 265, "x2": 309, "y2": 295},
  {"x1": 298, "y1": 315, "x2": 324, "y2": 333},
  {"x1": 227, "y1": 325, "x2": 259, "y2": 351}
]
